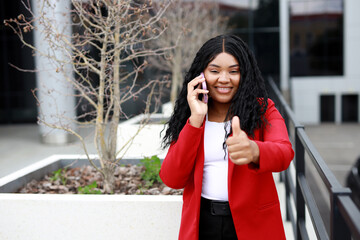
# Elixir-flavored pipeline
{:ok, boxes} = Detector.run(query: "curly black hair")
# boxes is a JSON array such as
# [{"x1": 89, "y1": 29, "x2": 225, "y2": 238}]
[{"x1": 162, "y1": 34, "x2": 268, "y2": 148}]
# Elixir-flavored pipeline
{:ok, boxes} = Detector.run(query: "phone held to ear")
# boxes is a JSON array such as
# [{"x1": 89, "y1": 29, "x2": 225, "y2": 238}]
[{"x1": 200, "y1": 72, "x2": 208, "y2": 103}]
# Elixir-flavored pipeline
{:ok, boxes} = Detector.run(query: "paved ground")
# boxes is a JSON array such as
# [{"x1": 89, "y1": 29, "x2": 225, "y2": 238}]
[
  {"x1": 2, "y1": 123, "x2": 358, "y2": 184},
  {"x1": 305, "y1": 123, "x2": 360, "y2": 187},
  {"x1": 0, "y1": 124, "x2": 97, "y2": 178}
]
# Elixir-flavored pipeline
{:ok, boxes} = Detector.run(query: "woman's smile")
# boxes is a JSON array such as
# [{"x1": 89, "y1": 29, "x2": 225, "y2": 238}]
[{"x1": 215, "y1": 86, "x2": 233, "y2": 94}]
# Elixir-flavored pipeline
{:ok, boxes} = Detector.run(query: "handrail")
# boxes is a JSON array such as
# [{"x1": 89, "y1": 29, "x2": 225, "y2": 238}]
[
  {"x1": 297, "y1": 128, "x2": 343, "y2": 190},
  {"x1": 338, "y1": 195, "x2": 360, "y2": 239},
  {"x1": 298, "y1": 174, "x2": 328, "y2": 239},
  {"x1": 266, "y1": 77, "x2": 360, "y2": 240}
]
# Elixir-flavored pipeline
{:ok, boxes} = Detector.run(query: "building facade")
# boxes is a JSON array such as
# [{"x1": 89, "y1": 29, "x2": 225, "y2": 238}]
[
  {"x1": 1, "y1": 0, "x2": 359, "y2": 126},
  {"x1": 289, "y1": 0, "x2": 360, "y2": 124}
]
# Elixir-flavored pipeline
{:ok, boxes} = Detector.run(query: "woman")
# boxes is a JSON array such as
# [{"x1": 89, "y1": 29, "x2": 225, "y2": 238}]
[{"x1": 160, "y1": 34, "x2": 294, "y2": 240}]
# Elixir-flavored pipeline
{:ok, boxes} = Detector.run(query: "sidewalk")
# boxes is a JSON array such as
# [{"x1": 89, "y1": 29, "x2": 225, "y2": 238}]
[
  {"x1": 0, "y1": 124, "x2": 97, "y2": 178},
  {"x1": 305, "y1": 123, "x2": 360, "y2": 186}
]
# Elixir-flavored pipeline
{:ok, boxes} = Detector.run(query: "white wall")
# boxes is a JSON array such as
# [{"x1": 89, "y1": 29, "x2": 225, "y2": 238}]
[
  {"x1": 291, "y1": 0, "x2": 360, "y2": 124},
  {"x1": 0, "y1": 194, "x2": 182, "y2": 240},
  {"x1": 291, "y1": 76, "x2": 360, "y2": 124}
]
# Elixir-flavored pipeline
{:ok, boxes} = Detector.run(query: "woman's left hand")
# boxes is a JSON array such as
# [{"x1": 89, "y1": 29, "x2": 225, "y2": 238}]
[{"x1": 226, "y1": 116, "x2": 260, "y2": 165}]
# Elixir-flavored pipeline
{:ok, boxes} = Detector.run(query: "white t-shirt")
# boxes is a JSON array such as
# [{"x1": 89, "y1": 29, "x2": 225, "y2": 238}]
[{"x1": 201, "y1": 115, "x2": 231, "y2": 201}]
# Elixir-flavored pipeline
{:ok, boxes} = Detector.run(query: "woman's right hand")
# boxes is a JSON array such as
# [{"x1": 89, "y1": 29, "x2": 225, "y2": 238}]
[{"x1": 187, "y1": 74, "x2": 209, "y2": 128}]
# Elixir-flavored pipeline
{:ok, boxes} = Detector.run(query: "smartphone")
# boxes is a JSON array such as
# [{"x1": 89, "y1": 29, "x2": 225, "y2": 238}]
[{"x1": 200, "y1": 72, "x2": 208, "y2": 103}]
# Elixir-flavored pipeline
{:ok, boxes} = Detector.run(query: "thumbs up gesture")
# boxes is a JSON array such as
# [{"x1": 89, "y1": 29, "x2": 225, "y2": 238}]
[{"x1": 226, "y1": 116, "x2": 260, "y2": 166}]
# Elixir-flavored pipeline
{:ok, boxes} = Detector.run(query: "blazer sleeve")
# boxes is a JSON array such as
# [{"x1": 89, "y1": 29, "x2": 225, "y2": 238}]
[
  {"x1": 249, "y1": 99, "x2": 295, "y2": 173},
  {"x1": 159, "y1": 119, "x2": 204, "y2": 189}
]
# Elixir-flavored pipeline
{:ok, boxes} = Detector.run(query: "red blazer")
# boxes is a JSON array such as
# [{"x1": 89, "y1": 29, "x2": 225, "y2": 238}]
[{"x1": 160, "y1": 99, "x2": 294, "y2": 240}]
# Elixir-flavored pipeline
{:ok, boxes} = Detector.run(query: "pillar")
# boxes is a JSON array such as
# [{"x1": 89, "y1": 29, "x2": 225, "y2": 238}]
[
  {"x1": 279, "y1": 0, "x2": 290, "y2": 100},
  {"x1": 32, "y1": 0, "x2": 76, "y2": 144}
]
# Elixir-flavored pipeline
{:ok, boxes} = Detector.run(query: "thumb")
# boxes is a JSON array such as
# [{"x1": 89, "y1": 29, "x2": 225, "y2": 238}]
[{"x1": 231, "y1": 116, "x2": 241, "y2": 136}]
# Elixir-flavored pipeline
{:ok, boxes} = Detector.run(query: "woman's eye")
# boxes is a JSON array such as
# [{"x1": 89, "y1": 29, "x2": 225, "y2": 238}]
[{"x1": 210, "y1": 70, "x2": 218, "y2": 73}]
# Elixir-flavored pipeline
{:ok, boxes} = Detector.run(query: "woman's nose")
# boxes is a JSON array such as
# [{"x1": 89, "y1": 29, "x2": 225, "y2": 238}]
[{"x1": 218, "y1": 72, "x2": 230, "y2": 83}]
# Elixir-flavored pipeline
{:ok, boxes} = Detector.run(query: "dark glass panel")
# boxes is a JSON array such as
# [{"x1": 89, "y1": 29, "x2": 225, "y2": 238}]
[
  {"x1": 224, "y1": 0, "x2": 280, "y2": 81},
  {"x1": 342, "y1": 94, "x2": 359, "y2": 122},
  {"x1": 253, "y1": 32, "x2": 280, "y2": 76},
  {"x1": 253, "y1": 0, "x2": 279, "y2": 28},
  {"x1": 0, "y1": 1, "x2": 37, "y2": 123},
  {"x1": 320, "y1": 95, "x2": 335, "y2": 122},
  {"x1": 289, "y1": 0, "x2": 343, "y2": 76}
]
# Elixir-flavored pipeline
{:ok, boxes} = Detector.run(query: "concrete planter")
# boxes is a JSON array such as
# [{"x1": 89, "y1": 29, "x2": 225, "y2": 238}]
[
  {"x1": 117, "y1": 113, "x2": 169, "y2": 159},
  {"x1": 0, "y1": 155, "x2": 182, "y2": 240}
]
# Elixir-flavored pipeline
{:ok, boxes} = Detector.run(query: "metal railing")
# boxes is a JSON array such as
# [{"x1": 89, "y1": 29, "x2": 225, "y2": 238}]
[{"x1": 266, "y1": 77, "x2": 360, "y2": 240}]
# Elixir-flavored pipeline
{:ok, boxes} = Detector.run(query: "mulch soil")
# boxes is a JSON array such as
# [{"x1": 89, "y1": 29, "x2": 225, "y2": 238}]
[{"x1": 16, "y1": 164, "x2": 183, "y2": 195}]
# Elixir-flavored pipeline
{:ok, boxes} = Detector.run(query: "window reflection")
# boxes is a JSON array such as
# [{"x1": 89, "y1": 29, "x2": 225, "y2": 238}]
[
  {"x1": 220, "y1": 0, "x2": 280, "y2": 80},
  {"x1": 290, "y1": 0, "x2": 343, "y2": 76}
]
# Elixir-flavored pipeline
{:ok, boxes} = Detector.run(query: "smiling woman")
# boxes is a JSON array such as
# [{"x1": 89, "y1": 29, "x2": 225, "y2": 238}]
[
  {"x1": 203, "y1": 52, "x2": 240, "y2": 122},
  {"x1": 160, "y1": 34, "x2": 294, "y2": 240}
]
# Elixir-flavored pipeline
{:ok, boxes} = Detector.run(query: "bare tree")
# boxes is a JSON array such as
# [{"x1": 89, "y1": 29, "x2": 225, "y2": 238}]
[
  {"x1": 149, "y1": 0, "x2": 228, "y2": 104},
  {"x1": 5, "y1": 0, "x2": 172, "y2": 193}
]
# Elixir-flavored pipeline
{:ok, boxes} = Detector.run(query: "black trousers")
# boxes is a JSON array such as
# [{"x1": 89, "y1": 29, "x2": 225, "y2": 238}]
[{"x1": 199, "y1": 197, "x2": 238, "y2": 240}]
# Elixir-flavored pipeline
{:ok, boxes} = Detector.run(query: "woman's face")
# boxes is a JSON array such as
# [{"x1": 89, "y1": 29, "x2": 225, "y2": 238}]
[{"x1": 203, "y1": 52, "x2": 240, "y2": 105}]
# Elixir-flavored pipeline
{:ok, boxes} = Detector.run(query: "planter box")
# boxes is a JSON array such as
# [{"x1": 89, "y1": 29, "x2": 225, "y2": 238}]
[
  {"x1": 117, "y1": 113, "x2": 169, "y2": 159},
  {"x1": 0, "y1": 155, "x2": 182, "y2": 240}
]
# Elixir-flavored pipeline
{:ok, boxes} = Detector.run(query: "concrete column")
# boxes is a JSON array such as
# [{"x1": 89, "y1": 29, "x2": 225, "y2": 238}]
[
  {"x1": 32, "y1": 0, "x2": 76, "y2": 144},
  {"x1": 279, "y1": 0, "x2": 290, "y2": 99},
  {"x1": 344, "y1": 0, "x2": 360, "y2": 79},
  {"x1": 343, "y1": 0, "x2": 360, "y2": 123}
]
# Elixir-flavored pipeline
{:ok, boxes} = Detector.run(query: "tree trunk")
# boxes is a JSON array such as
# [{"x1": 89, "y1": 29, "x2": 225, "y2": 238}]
[
  {"x1": 103, "y1": 163, "x2": 116, "y2": 194},
  {"x1": 109, "y1": 24, "x2": 121, "y2": 161}
]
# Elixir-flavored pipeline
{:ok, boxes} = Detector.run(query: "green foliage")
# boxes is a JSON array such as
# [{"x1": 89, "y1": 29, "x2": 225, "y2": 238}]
[
  {"x1": 137, "y1": 186, "x2": 146, "y2": 195},
  {"x1": 50, "y1": 168, "x2": 68, "y2": 185},
  {"x1": 77, "y1": 181, "x2": 102, "y2": 194},
  {"x1": 140, "y1": 155, "x2": 162, "y2": 187}
]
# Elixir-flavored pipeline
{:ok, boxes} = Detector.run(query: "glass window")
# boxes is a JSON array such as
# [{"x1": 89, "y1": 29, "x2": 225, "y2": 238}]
[
  {"x1": 289, "y1": 0, "x2": 343, "y2": 76},
  {"x1": 0, "y1": 1, "x2": 37, "y2": 123},
  {"x1": 254, "y1": 0, "x2": 279, "y2": 28},
  {"x1": 254, "y1": 32, "x2": 280, "y2": 76},
  {"x1": 223, "y1": 0, "x2": 280, "y2": 83}
]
